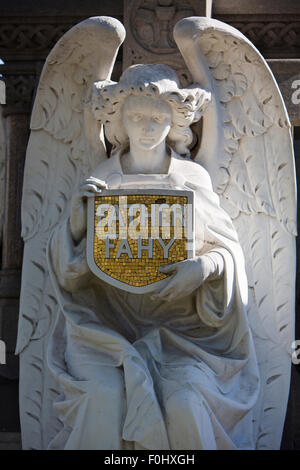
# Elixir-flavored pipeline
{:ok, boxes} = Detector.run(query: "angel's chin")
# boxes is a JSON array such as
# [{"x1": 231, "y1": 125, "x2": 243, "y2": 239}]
[{"x1": 138, "y1": 139, "x2": 157, "y2": 149}]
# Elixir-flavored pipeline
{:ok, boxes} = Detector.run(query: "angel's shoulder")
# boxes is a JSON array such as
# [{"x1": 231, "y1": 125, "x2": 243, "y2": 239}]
[
  {"x1": 90, "y1": 154, "x2": 120, "y2": 181},
  {"x1": 172, "y1": 154, "x2": 213, "y2": 191}
]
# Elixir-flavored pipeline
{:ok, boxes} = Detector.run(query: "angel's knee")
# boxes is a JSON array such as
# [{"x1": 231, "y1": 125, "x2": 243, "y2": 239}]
[
  {"x1": 86, "y1": 366, "x2": 125, "y2": 403},
  {"x1": 164, "y1": 389, "x2": 200, "y2": 424}
]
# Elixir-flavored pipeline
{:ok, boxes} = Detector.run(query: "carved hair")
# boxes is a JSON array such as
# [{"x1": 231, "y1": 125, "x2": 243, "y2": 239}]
[{"x1": 90, "y1": 64, "x2": 211, "y2": 157}]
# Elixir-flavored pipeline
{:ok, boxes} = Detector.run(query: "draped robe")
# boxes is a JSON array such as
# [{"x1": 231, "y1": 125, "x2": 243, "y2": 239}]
[{"x1": 46, "y1": 151, "x2": 260, "y2": 450}]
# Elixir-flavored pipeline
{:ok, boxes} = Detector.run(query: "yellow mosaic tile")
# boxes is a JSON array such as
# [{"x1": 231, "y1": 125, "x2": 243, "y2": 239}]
[{"x1": 93, "y1": 194, "x2": 188, "y2": 287}]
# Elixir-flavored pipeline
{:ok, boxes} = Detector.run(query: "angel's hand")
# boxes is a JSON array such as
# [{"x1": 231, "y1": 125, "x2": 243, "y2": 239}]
[
  {"x1": 151, "y1": 253, "x2": 224, "y2": 302},
  {"x1": 78, "y1": 176, "x2": 108, "y2": 198},
  {"x1": 70, "y1": 177, "x2": 108, "y2": 243}
]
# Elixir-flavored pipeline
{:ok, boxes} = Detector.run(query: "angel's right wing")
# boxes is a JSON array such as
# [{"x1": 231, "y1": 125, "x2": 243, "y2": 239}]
[{"x1": 16, "y1": 16, "x2": 125, "y2": 450}]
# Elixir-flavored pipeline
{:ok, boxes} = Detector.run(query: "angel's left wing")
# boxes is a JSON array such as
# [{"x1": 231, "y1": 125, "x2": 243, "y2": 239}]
[
  {"x1": 174, "y1": 17, "x2": 296, "y2": 450},
  {"x1": 17, "y1": 16, "x2": 125, "y2": 450}
]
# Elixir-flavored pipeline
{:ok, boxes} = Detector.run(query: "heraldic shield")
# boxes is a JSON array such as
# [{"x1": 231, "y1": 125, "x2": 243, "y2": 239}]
[{"x1": 87, "y1": 189, "x2": 195, "y2": 293}]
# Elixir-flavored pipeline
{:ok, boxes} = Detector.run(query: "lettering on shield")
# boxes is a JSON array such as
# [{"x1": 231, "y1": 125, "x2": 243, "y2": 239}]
[{"x1": 87, "y1": 189, "x2": 194, "y2": 293}]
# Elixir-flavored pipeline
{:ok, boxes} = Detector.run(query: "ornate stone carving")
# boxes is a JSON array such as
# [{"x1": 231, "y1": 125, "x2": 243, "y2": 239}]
[
  {"x1": 0, "y1": 23, "x2": 73, "y2": 56},
  {"x1": 129, "y1": 0, "x2": 195, "y2": 54},
  {"x1": 1, "y1": 14, "x2": 300, "y2": 60},
  {"x1": 4, "y1": 75, "x2": 37, "y2": 109},
  {"x1": 123, "y1": 0, "x2": 206, "y2": 80},
  {"x1": 232, "y1": 20, "x2": 300, "y2": 53}
]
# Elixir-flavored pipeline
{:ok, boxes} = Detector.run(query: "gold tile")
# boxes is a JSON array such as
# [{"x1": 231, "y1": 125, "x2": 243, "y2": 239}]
[{"x1": 93, "y1": 194, "x2": 189, "y2": 286}]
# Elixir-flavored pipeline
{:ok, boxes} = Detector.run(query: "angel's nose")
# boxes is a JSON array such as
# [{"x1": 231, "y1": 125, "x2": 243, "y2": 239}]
[{"x1": 142, "y1": 117, "x2": 154, "y2": 133}]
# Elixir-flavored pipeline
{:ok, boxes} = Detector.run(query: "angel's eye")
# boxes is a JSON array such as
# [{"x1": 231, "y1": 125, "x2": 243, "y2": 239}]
[
  {"x1": 153, "y1": 115, "x2": 165, "y2": 123},
  {"x1": 130, "y1": 113, "x2": 143, "y2": 122}
]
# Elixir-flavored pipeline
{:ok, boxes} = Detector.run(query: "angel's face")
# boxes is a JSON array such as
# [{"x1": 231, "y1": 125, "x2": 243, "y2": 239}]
[{"x1": 122, "y1": 95, "x2": 172, "y2": 151}]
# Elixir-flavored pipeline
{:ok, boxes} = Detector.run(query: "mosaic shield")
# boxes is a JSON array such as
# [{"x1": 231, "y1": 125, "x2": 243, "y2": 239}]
[{"x1": 87, "y1": 189, "x2": 194, "y2": 293}]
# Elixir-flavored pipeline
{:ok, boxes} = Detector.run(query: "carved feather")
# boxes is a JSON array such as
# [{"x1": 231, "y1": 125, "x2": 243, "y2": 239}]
[
  {"x1": 17, "y1": 16, "x2": 125, "y2": 450},
  {"x1": 175, "y1": 16, "x2": 296, "y2": 450}
]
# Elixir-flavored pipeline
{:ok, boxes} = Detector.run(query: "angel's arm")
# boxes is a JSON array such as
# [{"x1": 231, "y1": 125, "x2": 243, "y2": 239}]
[{"x1": 48, "y1": 216, "x2": 93, "y2": 293}]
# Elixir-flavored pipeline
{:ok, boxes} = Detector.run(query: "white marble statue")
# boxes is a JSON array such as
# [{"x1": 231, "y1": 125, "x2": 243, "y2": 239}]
[{"x1": 16, "y1": 16, "x2": 296, "y2": 450}]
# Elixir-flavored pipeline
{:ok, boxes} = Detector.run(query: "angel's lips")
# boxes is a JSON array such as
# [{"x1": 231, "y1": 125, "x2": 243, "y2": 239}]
[{"x1": 139, "y1": 137, "x2": 155, "y2": 144}]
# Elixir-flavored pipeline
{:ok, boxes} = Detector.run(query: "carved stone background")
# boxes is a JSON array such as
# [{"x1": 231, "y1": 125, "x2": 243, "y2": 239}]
[
  {"x1": 232, "y1": 20, "x2": 300, "y2": 57},
  {"x1": 4, "y1": 75, "x2": 37, "y2": 111},
  {"x1": 0, "y1": 24, "x2": 71, "y2": 53},
  {"x1": 1, "y1": 18, "x2": 300, "y2": 61},
  {"x1": 129, "y1": 0, "x2": 196, "y2": 54},
  {"x1": 123, "y1": 0, "x2": 206, "y2": 85}
]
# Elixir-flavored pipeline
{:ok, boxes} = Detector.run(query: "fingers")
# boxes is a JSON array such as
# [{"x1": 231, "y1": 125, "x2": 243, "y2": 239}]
[
  {"x1": 80, "y1": 188, "x2": 101, "y2": 198},
  {"x1": 152, "y1": 263, "x2": 184, "y2": 300},
  {"x1": 158, "y1": 263, "x2": 179, "y2": 274},
  {"x1": 85, "y1": 177, "x2": 108, "y2": 189},
  {"x1": 79, "y1": 178, "x2": 108, "y2": 197},
  {"x1": 79, "y1": 185, "x2": 105, "y2": 198},
  {"x1": 153, "y1": 260, "x2": 194, "y2": 301},
  {"x1": 80, "y1": 183, "x2": 103, "y2": 193},
  {"x1": 71, "y1": 178, "x2": 108, "y2": 203}
]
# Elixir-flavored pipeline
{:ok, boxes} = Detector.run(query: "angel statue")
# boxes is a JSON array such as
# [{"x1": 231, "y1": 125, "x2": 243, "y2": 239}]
[{"x1": 16, "y1": 16, "x2": 296, "y2": 450}]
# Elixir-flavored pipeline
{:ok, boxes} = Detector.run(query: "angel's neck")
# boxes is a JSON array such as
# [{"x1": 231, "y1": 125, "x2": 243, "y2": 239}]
[{"x1": 122, "y1": 142, "x2": 170, "y2": 174}]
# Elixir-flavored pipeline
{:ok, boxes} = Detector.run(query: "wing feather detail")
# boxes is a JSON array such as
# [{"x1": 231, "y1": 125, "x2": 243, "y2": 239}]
[
  {"x1": 175, "y1": 16, "x2": 296, "y2": 449},
  {"x1": 17, "y1": 17, "x2": 125, "y2": 449}
]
